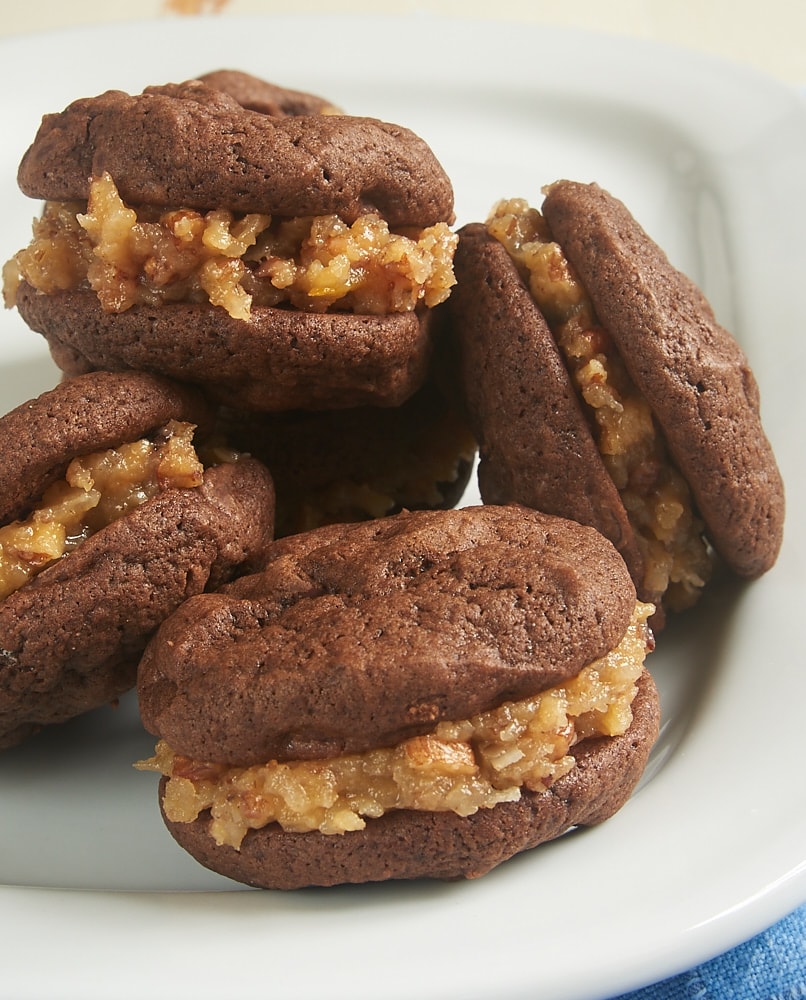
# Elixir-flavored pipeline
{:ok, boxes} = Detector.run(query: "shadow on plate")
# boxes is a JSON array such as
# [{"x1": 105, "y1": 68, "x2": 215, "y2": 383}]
[{"x1": 639, "y1": 565, "x2": 748, "y2": 786}]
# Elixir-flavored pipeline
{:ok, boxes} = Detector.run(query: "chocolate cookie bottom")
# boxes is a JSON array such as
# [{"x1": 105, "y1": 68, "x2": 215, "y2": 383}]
[
  {"x1": 16, "y1": 283, "x2": 436, "y2": 411},
  {"x1": 159, "y1": 670, "x2": 659, "y2": 889}
]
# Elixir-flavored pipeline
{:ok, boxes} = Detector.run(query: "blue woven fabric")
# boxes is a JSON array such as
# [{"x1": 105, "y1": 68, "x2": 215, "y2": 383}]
[{"x1": 613, "y1": 903, "x2": 806, "y2": 999}]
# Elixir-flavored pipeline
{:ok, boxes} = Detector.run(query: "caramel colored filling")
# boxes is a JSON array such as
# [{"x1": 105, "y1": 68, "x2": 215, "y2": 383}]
[
  {"x1": 136, "y1": 602, "x2": 654, "y2": 849},
  {"x1": 487, "y1": 198, "x2": 713, "y2": 611},
  {"x1": 3, "y1": 172, "x2": 457, "y2": 319},
  {"x1": 0, "y1": 420, "x2": 203, "y2": 601}
]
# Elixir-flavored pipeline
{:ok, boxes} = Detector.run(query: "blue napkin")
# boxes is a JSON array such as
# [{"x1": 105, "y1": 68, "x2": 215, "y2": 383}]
[{"x1": 613, "y1": 902, "x2": 806, "y2": 999}]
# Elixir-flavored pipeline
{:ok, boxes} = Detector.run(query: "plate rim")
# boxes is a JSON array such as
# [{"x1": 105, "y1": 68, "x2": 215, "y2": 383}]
[{"x1": 0, "y1": 13, "x2": 804, "y2": 1000}]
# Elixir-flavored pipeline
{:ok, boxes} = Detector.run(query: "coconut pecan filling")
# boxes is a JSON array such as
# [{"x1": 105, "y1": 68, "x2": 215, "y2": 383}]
[
  {"x1": 2, "y1": 172, "x2": 457, "y2": 319},
  {"x1": 487, "y1": 198, "x2": 714, "y2": 612},
  {"x1": 0, "y1": 420, "x2": 204, "y2": 601},
  {"x1": 136, "y1": 602, "x2": 654, "y2": 850}
]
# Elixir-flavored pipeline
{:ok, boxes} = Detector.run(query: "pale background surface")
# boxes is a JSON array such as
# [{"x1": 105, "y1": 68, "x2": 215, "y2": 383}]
[
  {"x1": 1, "y1": 0, "x2": 804, "y2": 86},
  {"x1": 0, "y1": 3, "x2": 803, "y2": 996}
]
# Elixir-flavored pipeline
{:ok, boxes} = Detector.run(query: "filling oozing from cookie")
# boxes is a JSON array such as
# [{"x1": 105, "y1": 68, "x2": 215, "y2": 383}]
[
  {"x1": 136, "y1": 601, "x2": 654, "y2": 850},
  {"x1": 0, "y1": 420, "x2": 204, "y2": 601},
  {"x1": 486, "y1": 198, "x2": 714, "y2": 612},
  {"x1": 3, "y1": 172, "x2": 457, "y2": 319}
]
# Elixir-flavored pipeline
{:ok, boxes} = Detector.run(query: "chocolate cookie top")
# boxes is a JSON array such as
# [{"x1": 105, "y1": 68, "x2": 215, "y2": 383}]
[
  {"x1": 0, "y1": 370, "x2": 211, "y2": 525},
  {"x1": 542, "y1": 180, "x2": 785, "y2": 577},
  {"x1": 159, "y1": 667, "x2": 659, "y2": 889},
  {"x1": 15, "y1": 285, "x2": 436, "y2": 411},
  {"x1": 17, "y1": 83, "x2": 454, "y2": 226},
  {"x1": 193, "y1": 69, "x2": 338, "y2": 116},
  {"x1": 448, "y1": 222, "x2": 645, "y2": 589},
  {"x1": 138, "y1": 504, "x2": 637, "y2": 767}
]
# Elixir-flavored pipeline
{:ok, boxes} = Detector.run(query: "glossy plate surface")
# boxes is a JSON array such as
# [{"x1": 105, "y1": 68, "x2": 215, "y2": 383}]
[{"x1": 0, "y1": 13, "x2": 804, "y2": 1000}]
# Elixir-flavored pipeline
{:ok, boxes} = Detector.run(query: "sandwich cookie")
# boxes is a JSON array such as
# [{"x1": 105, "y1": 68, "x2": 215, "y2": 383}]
[
  {"x1": 4, "y1": 76, "x2": 457, "y2": 411},
  {"x1": 447, "y1": 182, "x2": 784, "y2": 622},
  {"x1": 0, "y1": 371, "x2": 275, "y2": 749},
  {"x1": 215, "y1": 372, "x2": 477, "y2": 537},
  {"x1": 137, "y1": 504, "x2": 659, "y2": 888}
]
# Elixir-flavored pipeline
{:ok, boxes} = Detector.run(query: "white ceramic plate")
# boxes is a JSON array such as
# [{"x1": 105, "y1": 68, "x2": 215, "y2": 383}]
[{"x1": 1, "y1": 13, "x2": 804, "y2": 1000}]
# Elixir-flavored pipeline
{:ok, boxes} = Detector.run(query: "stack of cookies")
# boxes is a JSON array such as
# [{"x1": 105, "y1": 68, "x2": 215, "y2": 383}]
[
  {"x1": 0, "y1": 69, "x2": 783, "y2": 889},
  {"x1": 5, "y1": 69, "x2": 475, "y2": 535}
]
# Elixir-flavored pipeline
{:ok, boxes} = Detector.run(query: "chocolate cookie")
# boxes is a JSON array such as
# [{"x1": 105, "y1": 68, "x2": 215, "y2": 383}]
[
  {"x1": 0, "y1": 371, "x2": 276, "y2": 749},
  {"x1": 193, "y1": 69, "x2": 339, "y2": 116},
  {"x1": 137, "y1": 504, "x2": 659, "y2": 888},
  {"x1": 447, "y1": 222, "x2": 644, "y2": 589},
  {"x1": 138, "y1": 504, "x2": 638, "y2": 763},
  {"x1": 6, "y1": 78, "x2": 456, "y2": 411},
  {"x1": 16, "y1": 84, "x2": 453, "y2": 224},
  {"x1": 541, "y1": 181, "x2": 784, "y2": 579},
  {"x1": 448, "y1": 183, "x2": 784, "y2": 619},
  {"x1": 214, "y1": 373, "x2": 477, "y2": 536},
  {"x1": 14, "y1": 284, "x2": 437, "y2": 411}
]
